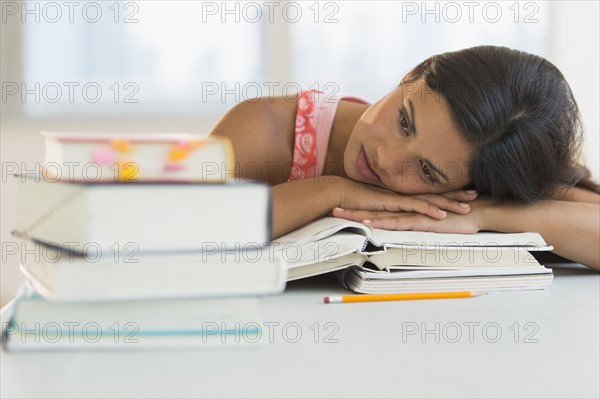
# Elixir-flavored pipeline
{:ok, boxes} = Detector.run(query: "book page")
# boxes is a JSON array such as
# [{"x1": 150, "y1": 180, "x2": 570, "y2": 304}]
[
  {"x1": 274, "y1": 217, "x2": 372, "y2": 246},
  {"x1": 286, "y1": 253, "x2": 367, "y2": 281},
  {"x1": 371, "y1": 229, "x2": 551, "y2": 251},
  {"x1": 351, "y1": 266, "x2": 553, "y2": 279},
  {"x1": 278, "y1": 232, "x2": 368, "y2": 268},
  {"x1": 368, "y1": 247, "x2": 543, "y2": 269},
  {"x1": 343, "y1": 269, "x2": 554, "y2": 294}
]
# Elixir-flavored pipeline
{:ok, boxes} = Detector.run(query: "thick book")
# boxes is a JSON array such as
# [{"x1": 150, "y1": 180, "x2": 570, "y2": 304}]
[
  {"x1": 16, "y1": 241, "x2": 285, "y2": 301},
  {"x1": 2, "y1": 289, "x2": 265, "y2": 351},
  {"x1": 275, "y1": 217, "x2": 554, "y2": 292},
  {"x1": 41, "y1": 131, "x2": 234, "y2": 182},
  {"x1": 14, "y1": 174, "x2": 271, "y2": 252}
]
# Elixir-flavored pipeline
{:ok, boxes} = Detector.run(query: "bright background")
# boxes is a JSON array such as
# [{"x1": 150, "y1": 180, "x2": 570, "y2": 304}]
[{"x1": 1, "y1": 1, "x2": 598, "y2": 305}]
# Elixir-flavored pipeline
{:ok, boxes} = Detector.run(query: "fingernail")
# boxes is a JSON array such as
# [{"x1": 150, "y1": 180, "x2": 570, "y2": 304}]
[
  {"x1": 438, "y1": 210, "x2": 447, "y2": 217},
  {"x1": 362, "y1": 219, "x2": 371, "y2": 224},
  {"x1": 333, "y1": 207, "x2": 344, "y2": 212},
  {"x1": 466, "y1": 190, "x2": 477, "y2": 195},
  {"x1": 459, "y1": 202, "x2": 470, "y2": 208}
]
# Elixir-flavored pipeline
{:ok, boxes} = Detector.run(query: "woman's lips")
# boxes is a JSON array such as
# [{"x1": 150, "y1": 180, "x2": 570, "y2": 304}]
[{"x1": 357, "y1": 146, "x2": 381, "y2": 184}]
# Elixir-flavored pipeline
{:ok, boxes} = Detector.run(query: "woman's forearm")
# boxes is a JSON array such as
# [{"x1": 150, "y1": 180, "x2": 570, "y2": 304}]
[
  {"x1": 272, "y1": 176, "x2": 342, "y2": 238},
  {"x1": 272, "y1": 176, "x2": 459, "y2": 238},
  {"x1": 482, "y1": 200, "x2": 600, "y2": 270}
]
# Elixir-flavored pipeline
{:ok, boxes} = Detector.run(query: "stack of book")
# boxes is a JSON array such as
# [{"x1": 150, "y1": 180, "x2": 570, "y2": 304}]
[
  {"x1": 3, "y1": 131, "x2": 285, "y2": 351},
  {"x1": 276, "y1": 217, "x2": 554, "y2": 292}
]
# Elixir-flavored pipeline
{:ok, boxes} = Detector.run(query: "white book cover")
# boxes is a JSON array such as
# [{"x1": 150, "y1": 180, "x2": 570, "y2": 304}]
[{"x1": 14, "y1": 174, "x2": 272, "y2": 252}]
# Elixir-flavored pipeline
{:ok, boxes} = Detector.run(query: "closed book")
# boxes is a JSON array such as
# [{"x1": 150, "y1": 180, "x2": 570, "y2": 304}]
[
  {"x1": 14, "y1": 174, "x2": 271, "y2": 252},
  {"x1": 41, "y1": 131, "x2": 234, "y2": 182},
  {"x1": 2, "y1": 291, "x2": 265, "y2": 351},
  {"x1": 339, "y1": 266, "x2": 553, "y2": 294},
  {"x1": 16, "y1": 241, "x2": 285, "y2": 302}
]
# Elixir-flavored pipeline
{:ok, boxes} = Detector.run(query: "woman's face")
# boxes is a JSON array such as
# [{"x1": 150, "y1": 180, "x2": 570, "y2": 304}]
[{"x1": 344, "y1": 79, "x2": 474, "y2": 194}]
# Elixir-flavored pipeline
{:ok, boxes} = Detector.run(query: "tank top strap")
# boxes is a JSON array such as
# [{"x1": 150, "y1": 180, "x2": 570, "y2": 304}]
[{"x1": 289, "y1": 90, "x2": 369, "y2": 181}]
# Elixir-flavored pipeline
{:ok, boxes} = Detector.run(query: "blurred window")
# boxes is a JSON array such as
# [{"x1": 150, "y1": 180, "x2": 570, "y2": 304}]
[{"x1": 20, "y1": 0, "x2": 549, "y2": 115}]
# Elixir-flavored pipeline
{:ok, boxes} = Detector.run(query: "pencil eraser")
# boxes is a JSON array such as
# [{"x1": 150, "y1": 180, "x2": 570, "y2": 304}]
[{"x1": 324, "y1": 296, "x2": 330, "y2": 304}]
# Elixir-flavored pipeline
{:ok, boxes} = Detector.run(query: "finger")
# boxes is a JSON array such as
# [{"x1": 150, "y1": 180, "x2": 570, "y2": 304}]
[
  {"x1": 439, "y1": 190, "x2": 478, "y2": 202},
  {"x1": 332, "y1": 208, "x2": 402, "y2": 223},
  {"x1": 389, "y1": 197, "x2": 447, "y2": 220},
  {"x1": 366, "y1": 213, "x2": 433, "y2": 231},
  {"x1": 367, "y1": 213, "x2": 479, "y2": 234},
  {"x1": 414, "y1": 194, "x2": 472, "y2": 215},
  {"x1": 331, "y1": 207, "x2": 365, "y2": 223}
]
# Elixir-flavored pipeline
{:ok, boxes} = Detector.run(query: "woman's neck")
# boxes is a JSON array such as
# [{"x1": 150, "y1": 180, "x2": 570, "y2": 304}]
[{"x1": 326, "y1": 100, "x2": 369, "y2": 177}]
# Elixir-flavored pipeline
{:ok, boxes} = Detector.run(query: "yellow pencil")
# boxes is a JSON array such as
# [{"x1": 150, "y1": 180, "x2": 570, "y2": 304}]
[{"x1": 323, "y1": 291, "x2": 486, "y2": 303}]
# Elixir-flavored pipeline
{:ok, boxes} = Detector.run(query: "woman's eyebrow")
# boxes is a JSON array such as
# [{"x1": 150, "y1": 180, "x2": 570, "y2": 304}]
[{"x1": 406, "y1": 98, "x2": 450, "y2": 183}]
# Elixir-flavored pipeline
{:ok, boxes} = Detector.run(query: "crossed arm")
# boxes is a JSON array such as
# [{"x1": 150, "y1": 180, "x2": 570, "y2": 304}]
[
  {"x1": 331, "y1": 186, "x2": 600, "y2": 271},
  {"x1": 211, "y1": 98, "x2": 600, "y2": 271},
  {"x1": 272, "y1": 178, "x2": 600, "y2": 270}
]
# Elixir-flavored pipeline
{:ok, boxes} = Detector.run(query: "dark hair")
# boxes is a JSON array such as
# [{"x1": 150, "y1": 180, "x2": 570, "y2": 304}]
[{"x1": 403, "y1": 45, "x2": 599, "y2": 202}]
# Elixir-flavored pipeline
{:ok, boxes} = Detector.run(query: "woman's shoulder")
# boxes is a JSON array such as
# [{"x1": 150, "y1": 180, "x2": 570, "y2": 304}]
[
  {"x1": 216, "y1": 96, "x2": 298, "y2": 131},
  {"x1": 209, "y1": 96, "x2": 299, "y2": 184}
]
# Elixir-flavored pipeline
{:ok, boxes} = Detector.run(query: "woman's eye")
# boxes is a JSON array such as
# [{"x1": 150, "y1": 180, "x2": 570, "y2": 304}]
[
  {"x1": 420, "y1": 160, "x2": 436, "y2": 184},
  {"x1": 398, "y1": 110, "x2": 410, "y2": 135}
]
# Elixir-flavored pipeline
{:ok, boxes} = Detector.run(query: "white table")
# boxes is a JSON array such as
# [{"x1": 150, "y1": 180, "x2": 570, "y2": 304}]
[{"x1": 2, "y1": 265, "x2": 599, "y2": 398}]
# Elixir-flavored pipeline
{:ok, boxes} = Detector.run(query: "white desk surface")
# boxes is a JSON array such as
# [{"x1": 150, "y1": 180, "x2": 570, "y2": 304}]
[{"x1": 1, "y1": 265, "x2": 599, "y2": 399}]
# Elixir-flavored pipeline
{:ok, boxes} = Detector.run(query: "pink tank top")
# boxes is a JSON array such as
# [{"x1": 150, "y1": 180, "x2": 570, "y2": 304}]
[{"x1": 288, "y1": 90, "x2": 369, "y2": 181}]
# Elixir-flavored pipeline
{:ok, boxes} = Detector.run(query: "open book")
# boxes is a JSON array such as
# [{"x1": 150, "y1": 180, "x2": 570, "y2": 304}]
[{"x1": 275, "y1": 218, "x2": 554, "y2": 293}]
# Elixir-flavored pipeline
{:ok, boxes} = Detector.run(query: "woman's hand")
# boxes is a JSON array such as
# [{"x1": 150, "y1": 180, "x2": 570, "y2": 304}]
[
  {"x1": 332, "y1": 194, "x2": 492, "y2": 234},
  {"x1": 335, "y1": 177, "x2": 478, "y2": 221},
  {"x1": 271, "y1": 175, "x2": 477, "y2": 238}
]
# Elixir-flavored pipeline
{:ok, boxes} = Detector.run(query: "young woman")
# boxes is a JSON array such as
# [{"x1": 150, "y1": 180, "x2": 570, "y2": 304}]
[{"x1": 209, "y1": 46, "x2": 600, "y2": 270}]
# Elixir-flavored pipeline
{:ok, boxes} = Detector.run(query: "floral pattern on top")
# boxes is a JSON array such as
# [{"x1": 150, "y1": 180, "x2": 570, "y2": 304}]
[{"x1": 288, "y1": 90, "x2": 320, "y2": 181}]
